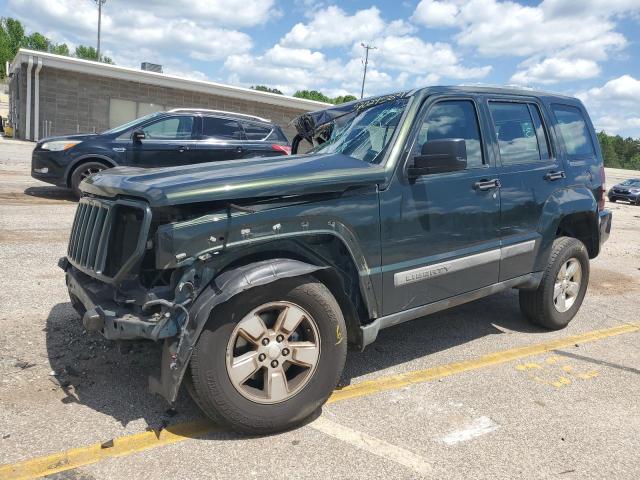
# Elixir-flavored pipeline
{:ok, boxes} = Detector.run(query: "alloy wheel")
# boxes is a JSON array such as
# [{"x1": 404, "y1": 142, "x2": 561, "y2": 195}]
[
  {"x1": 225, "y1": 301, "x2": 321, "y2": 404},
  {"x1": 79, "y1": 166, "x2": 104, "y2": 180},
  {"x1": 553, "y1": 258, "x2": 582, "y2": 313}
]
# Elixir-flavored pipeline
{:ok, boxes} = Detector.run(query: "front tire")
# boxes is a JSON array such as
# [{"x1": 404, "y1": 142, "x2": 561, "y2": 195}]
[
  {"x1": 189, "y1": 276, "x2": 347, "y2": 434},
  {"x1": 519, "y1": 237, "x2": 589, "y2": 330},
  {"x1": 70, "y1": 161, "x2": 108, "y2": 197}
]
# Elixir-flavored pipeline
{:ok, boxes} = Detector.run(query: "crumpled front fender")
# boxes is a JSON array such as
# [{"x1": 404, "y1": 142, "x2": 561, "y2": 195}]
[{"x1": 149, "y1": 258, "x2": 327, "y2": 404}]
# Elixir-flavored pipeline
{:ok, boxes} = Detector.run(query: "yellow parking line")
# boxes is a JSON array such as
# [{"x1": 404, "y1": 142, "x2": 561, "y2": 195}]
[{"x1": 1, "y1": 322, "x2": 638, "y2": 480}]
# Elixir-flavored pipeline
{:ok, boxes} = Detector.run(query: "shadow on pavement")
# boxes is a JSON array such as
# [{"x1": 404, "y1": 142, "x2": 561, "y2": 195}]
[
  {"x1": 24, "y1": 186, "x2": 77, "y2": 202},
  {"x1": 45, "y1": 289, "x2": 544, "y2": 429},
  {"x1": 340, "y1": 288, "x2": 545, "y2": 386}
]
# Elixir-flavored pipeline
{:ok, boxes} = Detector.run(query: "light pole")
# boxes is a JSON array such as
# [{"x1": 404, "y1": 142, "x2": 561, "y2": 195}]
[
  {"x1": 360, "y1": 42, "x2": 377, "y2": 99},
  {"x1": 94, "y1": 0, "x2": 107, "y2": 59}
]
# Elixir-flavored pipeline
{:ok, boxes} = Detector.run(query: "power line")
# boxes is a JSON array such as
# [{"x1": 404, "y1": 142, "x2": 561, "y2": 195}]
[{"x1": 360, "y1": 43, "x2": 377, "y2": 99}]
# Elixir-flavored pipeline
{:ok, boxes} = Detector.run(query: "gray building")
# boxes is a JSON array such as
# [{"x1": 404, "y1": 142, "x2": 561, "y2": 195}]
[{"x1": 7, "y1": 48, "x2": 328, "y2": 142}]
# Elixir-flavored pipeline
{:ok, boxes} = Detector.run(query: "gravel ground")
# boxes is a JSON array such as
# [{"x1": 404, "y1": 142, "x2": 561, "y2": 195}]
[{"x1": 0, "y1": 137, "x2": 638, "y2": 479}]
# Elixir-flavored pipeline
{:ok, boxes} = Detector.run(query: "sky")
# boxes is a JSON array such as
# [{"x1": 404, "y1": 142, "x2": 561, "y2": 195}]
[{"x1": 2, "y1": 0, "x2": 640, "y2": 137}]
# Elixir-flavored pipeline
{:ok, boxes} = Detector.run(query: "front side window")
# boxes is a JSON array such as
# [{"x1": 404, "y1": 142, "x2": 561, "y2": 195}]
[
  {"x1": 415, "y1": 100, "x2": 483, "y2": 168},
  {"x1": 311, "y1": 98, "x2": 408, "y2": 163},
  {"x1": 551, "y1": 104, "x2": 595, "y2": 157},
  {"x1": 489, "y1": 102, "x2": 542, "y2": 165},
  {"x1": 202, "y1": 117, "x2": 243, "y2": 140},
  {"x1": 142, "y1": 116, "x2": 194, "y2": 140}
]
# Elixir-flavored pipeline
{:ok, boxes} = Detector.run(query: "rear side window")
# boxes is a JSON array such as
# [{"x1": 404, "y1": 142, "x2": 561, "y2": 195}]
[
  {"x1": 202, "y1": 117, "x2": 243, "y2": 140},
  {"x1": 416, "y1": 100, "x2": 484, "y2": 168},
  {"x1": 551, "y1": 104, "x2": 595, "y2": 157},
  {"x1": 243, "y1": 123, "x2": 273, "y2": 140},
  {"x1": 489, "y1": 102, "x2": 547, "y2": 165}
]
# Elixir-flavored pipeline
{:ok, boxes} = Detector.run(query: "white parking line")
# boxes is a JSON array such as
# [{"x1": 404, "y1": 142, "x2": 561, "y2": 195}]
[
  {"x1": 441, "y1": 416, "x2": 500, "y2": 445},
  {"x1": 309, "y1": 416, "x2": 433, "y2": 476}
]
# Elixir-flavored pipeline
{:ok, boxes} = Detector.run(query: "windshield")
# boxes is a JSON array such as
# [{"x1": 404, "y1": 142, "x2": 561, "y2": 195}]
[
  {"x1": 309, "y1": 98, "x2": 408, "y2": 163},
  {"x1": 620, "y1": 179, "x2": 640, "y2": 187},
  {"x1": 103, "y1": 111, "x2": 164, "y2": 135}
]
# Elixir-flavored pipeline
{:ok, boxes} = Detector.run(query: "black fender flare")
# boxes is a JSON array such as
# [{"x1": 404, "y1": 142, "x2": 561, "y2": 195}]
[{"x1": 149, "y1": 258, "x2": 327, "y2": 404}]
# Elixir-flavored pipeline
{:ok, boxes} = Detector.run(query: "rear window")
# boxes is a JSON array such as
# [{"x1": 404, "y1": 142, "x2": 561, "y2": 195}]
[
  {"x1": 243, "y1": 123, "x2": 273, "y2": 140},
  {"x1": 551, "y1": 104, "x2": 595, "y2": 157},
  {"x1": 202, "y1": 117, "x2": 243, "y2": 140}
]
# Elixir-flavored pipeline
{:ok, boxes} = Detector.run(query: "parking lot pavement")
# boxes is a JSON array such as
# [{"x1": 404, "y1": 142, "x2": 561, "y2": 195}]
[{"x1": 1, "y1": 139, "x2": 639, "y2": 479}]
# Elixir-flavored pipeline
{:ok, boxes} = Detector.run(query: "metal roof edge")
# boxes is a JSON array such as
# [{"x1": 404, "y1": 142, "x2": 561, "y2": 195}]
[{"x1": 12, "y1": 49, "x2": 332, "y2": 111}]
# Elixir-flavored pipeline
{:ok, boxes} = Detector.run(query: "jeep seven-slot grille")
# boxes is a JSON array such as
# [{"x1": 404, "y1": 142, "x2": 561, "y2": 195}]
[
  {"x1": 68, "y1": 200, "x2": 111, "y2": 272},
  {"x1": 67, "y1": 198, "x2": 148, "y2": 279}
]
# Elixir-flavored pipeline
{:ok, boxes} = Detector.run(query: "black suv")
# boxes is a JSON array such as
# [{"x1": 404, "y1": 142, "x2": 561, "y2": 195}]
[
  {"x1": 62, "y1": 86, "x2": 611, "y2": 434},
  {"x1": 31, "y1": 108, "x2": 291, "y2": 196}
]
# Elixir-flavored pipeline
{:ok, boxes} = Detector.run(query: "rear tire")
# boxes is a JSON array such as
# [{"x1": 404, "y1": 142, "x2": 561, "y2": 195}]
[
  {"x1": 189, "y1": 276, "x2": 347, "y2": 434},
  {"x1": 609, "y1": 197, "x2": 616, "y2": 203},
  {"x1": 519, "y1": 237, "x2": 589, "y2": 330},
  {"x1": 70, "y1": 161, "x2": 109, "y2": 197}
]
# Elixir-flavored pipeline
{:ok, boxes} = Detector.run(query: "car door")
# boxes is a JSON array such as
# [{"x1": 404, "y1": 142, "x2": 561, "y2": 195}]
[
  {"x1": 195, "y1": 116, "x2": 245, "y2": 162},
  {"x1": 482, "y1": 97, "x2": 566, "y2": 281},
  {"x1": 380, "y1": 97, "x2": 501, "y2": 315},
  {"x1": 129, "y1": 115, "x2": 199, "y2": 167}
]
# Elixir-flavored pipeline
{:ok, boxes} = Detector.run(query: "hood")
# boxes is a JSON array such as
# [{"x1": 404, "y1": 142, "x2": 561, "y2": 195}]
[
  {"x1": 38, "y1": 133, "x2": 100, "y2": 144},
  {"x1": 81, "y1": 153, "x2": 387, "y2": 207}
]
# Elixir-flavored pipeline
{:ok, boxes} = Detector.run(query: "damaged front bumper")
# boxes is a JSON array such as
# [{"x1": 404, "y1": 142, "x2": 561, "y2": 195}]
[
  {"x1": 61, "y1": 257, "x2": 180, "y2": 341},
  {"x1": 58, "y1": 257, "x2": 178, "y2": 340}
]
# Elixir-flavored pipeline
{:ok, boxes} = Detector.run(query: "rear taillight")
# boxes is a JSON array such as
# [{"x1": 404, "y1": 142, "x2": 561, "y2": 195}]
[
  {"x1": 598, "y1": 165, "x2": 606, "y2": 211},
  {"x1": 272, "y1": 144, "x2": 291, "y2": 155}
]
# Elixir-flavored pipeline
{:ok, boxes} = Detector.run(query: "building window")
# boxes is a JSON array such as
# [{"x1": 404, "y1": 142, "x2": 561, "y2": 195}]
[{"x1": 108, "y1": 99, "x2": 166, "y2": 128}]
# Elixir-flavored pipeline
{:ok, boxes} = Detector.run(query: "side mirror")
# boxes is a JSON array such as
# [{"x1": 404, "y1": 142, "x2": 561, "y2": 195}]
[
  {"x1": 408, "y1": 138, "x2": 467, "y2": 177},
  {"x1": 132, "y1": 130, "x2": 145, "y2": 142}
]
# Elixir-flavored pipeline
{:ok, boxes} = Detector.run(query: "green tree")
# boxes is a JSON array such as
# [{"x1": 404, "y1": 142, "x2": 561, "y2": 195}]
[
  {"x1": 333, "y1": 94, "x2": 357, "y2": 104},
  {"x1": 74, "y1": 44, "x2": 113, "y2": 64},
  {"x1": 0, "y1": 17, "x2": 26, "y2": 78},
  {"x1": 251, "y1": 85, "x2": 283, "y2": 95},
  {"x1": 294, "y1": 90, "x2": 333, "y2": 103},
  {"x1": 50, "y1": 43, "x2": 70, "y2": 56},
  {"x1": 23, "y1": 31, "x2": 49, "y2": 51},
  {"x1": 293, "y1": 90, "x2": 358, "y2": 104}
]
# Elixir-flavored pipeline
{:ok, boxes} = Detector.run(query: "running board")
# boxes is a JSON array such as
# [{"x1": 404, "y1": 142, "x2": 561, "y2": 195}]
[{"x1": 359, "y1": 272, "x2": 542, "y2": 349}]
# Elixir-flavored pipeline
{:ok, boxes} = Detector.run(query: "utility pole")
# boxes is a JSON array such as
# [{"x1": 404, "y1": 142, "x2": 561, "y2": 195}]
[
  {"x1": 360, "y1": 43, "x2": 377, "y2": 99},
  {"x1": 95, "y1": 0, "x2": 107, "y2": 59}
]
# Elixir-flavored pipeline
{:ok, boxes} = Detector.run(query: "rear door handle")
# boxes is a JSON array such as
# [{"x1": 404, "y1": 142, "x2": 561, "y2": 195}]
[
  {"x1": 473, "y1": 178, "x2": 501, "y2": 191},
  {"x1": 177, "y1": 146, "x2": 190, "y2": 153},
  {"x1": 544, "y1": 170, "x2": 566, "y2": 181}
]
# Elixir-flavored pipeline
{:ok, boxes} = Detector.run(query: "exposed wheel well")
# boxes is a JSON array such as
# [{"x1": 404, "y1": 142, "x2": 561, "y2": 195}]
[
  {"x1": 67, "y1": 158, "x2": 114, "y2": 187},
  {"x1": 214, "y1": 235, "x2": 369, "y2": 347},
  {"x1": 556, "y1": 211, "x2": 599, "y2": 258}
]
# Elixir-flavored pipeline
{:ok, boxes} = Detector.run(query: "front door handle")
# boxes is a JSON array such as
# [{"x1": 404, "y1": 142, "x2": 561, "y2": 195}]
[
  {"x1": 177, "y1": 146, "x2": 190, "y2": 153},
  {"x1": 544, "y1": 170, "x2": 566, "y2": 181},
  {"x1": 236, "y1": 146, "x2": 244, "y2": 153},
  {"x1": 473, "y1": 178, "x2": 501, "y2": 191}
]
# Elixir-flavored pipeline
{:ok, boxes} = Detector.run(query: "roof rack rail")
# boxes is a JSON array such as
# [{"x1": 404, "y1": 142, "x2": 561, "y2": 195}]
[{"x1": 168, "y1": 108, "x2": 271, "y2": 123}]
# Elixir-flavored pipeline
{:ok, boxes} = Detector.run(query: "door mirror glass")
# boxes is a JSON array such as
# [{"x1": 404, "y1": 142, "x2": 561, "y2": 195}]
[
  {"x1": 132, "y1": 130, "x2": 145, "y2": 142},
  {"x1": 409, "y1": 138, "x2": 467, "y2": 176}
]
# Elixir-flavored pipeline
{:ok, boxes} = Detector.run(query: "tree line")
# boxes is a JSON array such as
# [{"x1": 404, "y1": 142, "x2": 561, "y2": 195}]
[
  {"x1": 0, "y1": 17, "x2": 112, "y2": 78},
  {"x1": 597, "y1": 131, "x2": 640, "y2": 171},
  {"x1": 251, "y1": 85, "x2": 357, "y2": 105}
]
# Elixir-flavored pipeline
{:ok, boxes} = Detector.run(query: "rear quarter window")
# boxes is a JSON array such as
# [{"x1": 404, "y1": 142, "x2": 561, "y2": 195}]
[
  {"x1": 551, "y1": 104, "x2": 595, "y2": 158},
  {"x1": 242, "y1": 123, "x2": 273, "y2": 140}
]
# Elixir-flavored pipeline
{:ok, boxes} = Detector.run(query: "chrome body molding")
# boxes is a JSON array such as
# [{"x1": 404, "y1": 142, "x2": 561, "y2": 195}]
[
  {"x1": 394, "y1": 249, "x2": 500, "y2": 287},
  {"x1": 393, "y1": 239, "x2": 537, "y2": 288}
]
